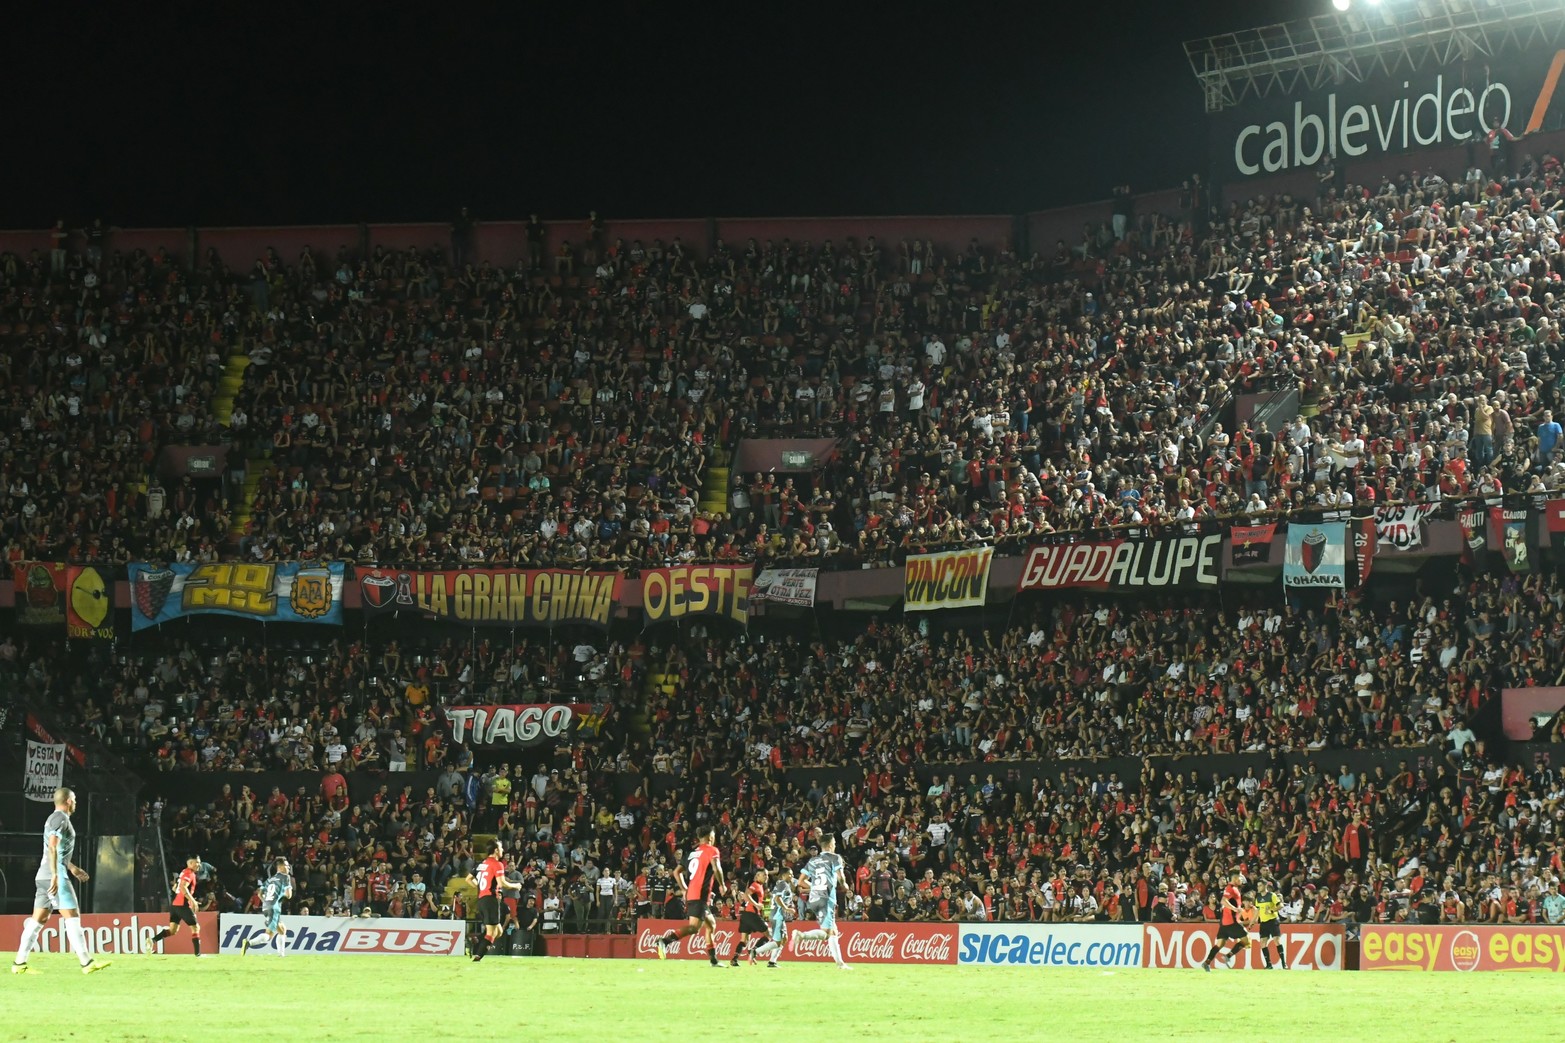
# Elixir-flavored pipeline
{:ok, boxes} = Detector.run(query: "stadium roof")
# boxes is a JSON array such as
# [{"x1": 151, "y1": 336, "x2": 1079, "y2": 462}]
[{"x1": 1184, "y1": 0, "x2": 1565, "y2": 113}]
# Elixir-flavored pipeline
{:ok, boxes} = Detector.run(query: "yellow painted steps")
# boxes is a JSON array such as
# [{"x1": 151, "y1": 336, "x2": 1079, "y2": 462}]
[{"x1": 211, "y1": 355, "x2": 252, "y2": 427}]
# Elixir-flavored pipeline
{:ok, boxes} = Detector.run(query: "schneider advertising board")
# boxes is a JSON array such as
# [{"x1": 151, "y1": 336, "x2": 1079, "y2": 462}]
[{"x1": 1216, "y1": 51, "x2": 1564, "y2": 179}]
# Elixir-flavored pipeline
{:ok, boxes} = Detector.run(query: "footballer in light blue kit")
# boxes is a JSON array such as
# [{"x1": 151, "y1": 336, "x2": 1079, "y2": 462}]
[
  {"x1": 751, "y1": 868, "x2": 796, "y2": 968},
  {"x1": 11, "y1": 787, "x2": 109, "y2": 975},
  {"x1": 790, "y1": 833, "x2": 851, "y2": 968},
  {"x1": 243, "y1": 858, "x2": 294, "y2": 956}
]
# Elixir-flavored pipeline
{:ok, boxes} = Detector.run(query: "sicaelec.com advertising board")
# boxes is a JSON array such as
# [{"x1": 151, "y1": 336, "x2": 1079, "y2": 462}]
[
  {"x1": 958, "y1": 923, "x2": 1143, "y2": 968},
  {"x1": 218, "y1": 914, "x2": 465, "y2": 956},
  {"x1": 1212, "y1": 50, "x2": 1564, "y2": 179}
]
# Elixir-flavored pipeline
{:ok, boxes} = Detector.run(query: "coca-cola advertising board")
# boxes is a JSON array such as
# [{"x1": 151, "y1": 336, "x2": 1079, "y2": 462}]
[
  {"x1": 635, "y1": 919, "x2": 955, "y2": 964},
  {"x1": 1140, "y1": 923, "x2": 1345, "y2": 970},
  {"x1": 5, "y1": 912, "x2": 219, "y2": 957}
]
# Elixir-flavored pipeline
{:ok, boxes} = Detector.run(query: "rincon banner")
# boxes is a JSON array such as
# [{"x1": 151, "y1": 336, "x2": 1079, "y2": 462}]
[
  {"x1": 1284, "y1": 523, "x2": 1346, "y2": 588},
  {"x1": 1229, "y1": 524, "x2": 1276, "y2": 567},
  {"x1": 128, "y1": 562, "x2": 346, "y2": 631},
  {"x1": 641, "y1": 565, "x2": 753, "y2": 626},
  {"x1": 1017, "y1": 534, "x2": 1221, "y2": 592},
  {"x1": 1489, "y1": 507, "x2": 1537, "y2": 574},
  {"x1": 906, "y1": 547, "x2": 993, "y2": 611},
  {"x1": 443, "y1": 703, "x2": 601, "y2": 747},
  {"x1": 1374, "y1": 504, "x2": 1434, "y2": 550},
  {"x1": 13, "y1": 562, "x2": 67, "y2": 626},
  {"x1": 750, "y1": 567, "x2": 818, "y2": 608},
  {"x1": 355, "y1": 568, "x2": 621, "y2": 628},
  {"x1": 24, "y1": 740, "x2": 66, "y2": 802}
]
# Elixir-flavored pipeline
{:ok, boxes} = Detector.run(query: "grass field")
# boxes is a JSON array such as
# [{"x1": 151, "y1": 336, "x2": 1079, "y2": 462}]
[{"x1": 0, "y1": 952, "x2": 1522, "y2": 1042}]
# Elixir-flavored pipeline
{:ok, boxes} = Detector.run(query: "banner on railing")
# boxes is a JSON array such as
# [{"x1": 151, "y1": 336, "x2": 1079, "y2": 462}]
[
  {"x1": 218, "y1": 914, "x2": 464, "y2": 956},
  {"x1": 1141, "y1": 923, "x2": 1344, "y2": 970},
  {"x1": 355, "y1": 568, "x2": 621, "y2": 628},
  {"x1": 1017, "y1": 534, "x2": 1220, "y2": 592},
  {"x1": 128, "y1": 562, "x2": 346, "y2": 630},
  {"x1": 443, "y1": 703, "x2": 599, "y2": 746},
  {"x1": 1489, "y1": 506, "x2": 1537, "y2": 574},
  {"x1": 635, "y1": 919, "x2": 955, "y2": 964},
  {"x1": 7, "y1": 912, "x2": 217, "y2": 956},
  {"x1": 905, "y1": 547, "x2": 994, "y2": 611},
  {"x1": 641, "y1": 565, "x2": 752, "y2": 626},
  {"x1": 24, "y1": 740, "x2": 66, "y2": 802},
  {"x1": 750, "y1": 567, "x2": 818, "y2": 608},
  {"x1": 1460, "y1": 506, "x2": 1489, "y2": 568},
  {"x1": 1360, "y1": 924, "x2": 1565, "y2": 972},
  {"x1": 1283, "y1": 522, "x2": 1345, "y2": 588},
  {"x1": 1374, "y1": 504, "x2": 1434, "y2": 550},
  {"x1": 13, "y1": 562, "x2": 114, "y2": 637},
  {"x1": 13, "y1": 562, "x2": 67, "y2": 626},
  {"x1": 1229, "y1": 524, "x2": 1276, "y2": 567}
]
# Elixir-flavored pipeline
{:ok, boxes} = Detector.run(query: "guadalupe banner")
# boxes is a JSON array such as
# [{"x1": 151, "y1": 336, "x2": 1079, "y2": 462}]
[
  {"x1": 356, "y1": 568, "x2": 621, "y2": 628},
  {"x1": 1018, "y1": 534, "x2": 1220, "y2": 591},
  {"x1": 750, "y1": 567, "x2": 818, "y2": 608},
  {"x1": 1283, "y1": 523, "x2": 1346, "y2": 588},
  {"x1": 1373, "y1": 505, "x2": 1434, "y2": 550},
  {"x1": 906, "y1": 547, "x2": 993, "y2": 611},
  {"x1": 641, "y1": 565, "x2": 752, "y2": 626},
  {"x1": 128, "y1": 562, "x2": 346, "y2": 631}
]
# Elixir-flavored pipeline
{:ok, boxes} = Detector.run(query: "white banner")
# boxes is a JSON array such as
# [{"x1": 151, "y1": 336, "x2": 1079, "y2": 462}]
[
  {"x1": 218, "y1": 914, "x2": 465, "y2": 956},
  {"x1": 24, "y1": 740, "x2": 65, "y2": 802},
  {"x1": 958, "y1": 923, "x2": 1144, "y2": 969},
  {"x1": 1374, "y1": 504, "x2": 1434, "y2": 550},
  {"x1": 750, "y1": 567, "x2": 818, "y2": 607}
]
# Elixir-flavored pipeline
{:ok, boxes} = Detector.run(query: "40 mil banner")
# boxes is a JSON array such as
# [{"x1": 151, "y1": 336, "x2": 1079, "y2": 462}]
[{"x1": 128, "y1": 562, "x2": 346, "y2": 631}]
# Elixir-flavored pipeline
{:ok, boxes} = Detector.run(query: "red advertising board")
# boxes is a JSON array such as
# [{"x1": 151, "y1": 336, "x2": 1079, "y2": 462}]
[
  {"x1": 635, "y1": 919, "x2": 955, "y2": 964},
  {"x1": 5, "y1": 912, "x2": 218, "y2": 957},
  {"x1": 1360, "y1": 924, "x2": 1565, "y2": 972},
  {"x1": 1140, "y1": 923, "x2": 1344, "y2": 970}
]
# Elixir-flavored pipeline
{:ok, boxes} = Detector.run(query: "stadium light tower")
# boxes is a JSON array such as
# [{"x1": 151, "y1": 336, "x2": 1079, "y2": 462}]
[{"x1": 1184, "y1": 0, "x2": 1565, "y2": 112}]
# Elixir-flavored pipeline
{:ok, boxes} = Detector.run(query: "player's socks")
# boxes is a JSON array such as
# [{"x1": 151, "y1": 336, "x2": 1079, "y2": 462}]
[
  {"x1": 275, "y1": 932, "x2": 287, "y2": 957},
  {"x1": 826, "y1": 935, "x2": 846, "y2": 968},
  {"x1": 192, "y1": 938, "x2": 201, "y2": 958},
  {"x1": 150, "y1": 929, "x2": 170, "y2": 943},
  {"x1": 793, "y1": 928, "x2": 828, "y2": 941},
  {"x1": 64, "y1": 918, "x2": 92, "y2": 968},
  {"x1": 1262, "y1": 952, "x2": 1272, "y2": 968},
  {"x1": 15, "y1": 917, "x2": 43, "y2": 966}
]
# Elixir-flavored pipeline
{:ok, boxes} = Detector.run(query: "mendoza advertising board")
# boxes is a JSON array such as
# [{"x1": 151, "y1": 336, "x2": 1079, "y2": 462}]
[
  {"x1": 219, "y1": 914, "x2": 465, "y2": 956},
  {"x1": 1141, "y1": 923, "x2": 1345, "y2": 970},
  {"x1": 356, "y1": 567, "x2": 621, "y2": 628},
  {"x1": 1360, "y1": 924, "x2": 1565, "y2": 972},
  {"x1": 1017, "y1": 534, "x2": 1220, "y2": 591},
  {"x1": 635, "y1": 919, "x2": 955, "y2": 964},
  {"x1": 904, "y1": 547, "x2": 993, "y2": 611},
  {"x1": 443, "y1": 703, "x2": 599, "y2": 747},
  {"x1": 1213, "y1": 50, "x2": 1565, "y2": 179},
  {"x1": 958, "y1": 923, "x2": 1143, "y2": 969},
  {"x1": 641, "y1": 565, "x2": 752, "y2": 626},
  {"x1": 128, "y1": 562, "x2": 345, "y2": 630},
  {"x1": 6, "y1": 912, "x2": 218, "y2": 957}
]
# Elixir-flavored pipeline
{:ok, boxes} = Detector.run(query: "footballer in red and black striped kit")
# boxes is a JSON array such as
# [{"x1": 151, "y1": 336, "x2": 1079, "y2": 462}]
[
  {"x1": 467, "y1": 839, "x2": 517, "y2": 962},
  {"x1": 656, "y1": 825, "x2": 725, "y2": 967}
]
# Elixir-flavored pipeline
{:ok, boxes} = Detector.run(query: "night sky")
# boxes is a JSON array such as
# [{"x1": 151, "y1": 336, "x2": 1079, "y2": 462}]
[{"x1": 14, "y1": 0, "x2": 1305, "y2": 229}]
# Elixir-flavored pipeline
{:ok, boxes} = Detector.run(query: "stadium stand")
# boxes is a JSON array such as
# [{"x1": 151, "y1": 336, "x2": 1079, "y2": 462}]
[{"x1": 6, "y1": 140, "x2": 1565, "y2": 931}]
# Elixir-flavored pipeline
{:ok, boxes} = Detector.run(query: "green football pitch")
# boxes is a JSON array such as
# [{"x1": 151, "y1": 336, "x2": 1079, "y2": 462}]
[{"x1": 0, "y1": 953, "x2": 1533, "y2": 1041}]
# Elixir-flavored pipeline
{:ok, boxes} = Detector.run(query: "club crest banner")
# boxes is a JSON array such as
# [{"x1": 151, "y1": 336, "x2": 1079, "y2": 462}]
[
  {"x1": 1284, "y1": 523, "x2": 1346, "y2": 588},
  {"x1": 128, "y1": 562, "x2": 346, "y2": 630}
]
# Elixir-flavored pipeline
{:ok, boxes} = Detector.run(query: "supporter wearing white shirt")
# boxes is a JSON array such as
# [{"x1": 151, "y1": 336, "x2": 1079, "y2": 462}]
[{"x1": 925, "y1": 336, "x2": 946, "y2": 367}]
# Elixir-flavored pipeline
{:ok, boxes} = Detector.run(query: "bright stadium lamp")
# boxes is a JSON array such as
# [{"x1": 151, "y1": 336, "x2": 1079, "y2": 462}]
[{"x1": 1332, "y1": 0, "x2": 1349, "y2": 9}]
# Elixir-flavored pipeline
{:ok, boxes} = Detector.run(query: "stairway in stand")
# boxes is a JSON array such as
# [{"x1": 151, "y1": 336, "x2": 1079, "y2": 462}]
[
  {"x1": 699, "y1": 445, "x2": 731, "y2": 517},
  {"x1": 206, "y1": 349, "x2": 273, "y2": 548}
]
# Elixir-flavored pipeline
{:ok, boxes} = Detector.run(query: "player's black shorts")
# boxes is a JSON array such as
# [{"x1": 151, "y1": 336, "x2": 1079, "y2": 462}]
[
  {"x1": 738, "y1": 911, "x2": 767, "y2": 933},
  {"x1": 170, "y1": 904, "x2": 198, "y2": 927},
  {"x1": 686, "y1": 900, "x2": 709, "y2": 922},
  {"x1": 1217, "y1": 922, "x2": 1248, "y2": 942},
  {"x1": 478, "y1": 895, "x2": 502, "y2": 926},
  {"x1": 1258, "y1": 919, "x2": 1281, "y2": 939}
]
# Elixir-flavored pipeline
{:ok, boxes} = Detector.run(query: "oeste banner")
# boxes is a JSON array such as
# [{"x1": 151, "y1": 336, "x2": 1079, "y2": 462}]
[
  {"x1": 356, "y1": 567, "x2": 621, "y2": 628},
  {"x1": 1017, "y1": 534, "x2": 1220, "y2": 591},
  {"x1": 129, "y1": 562, "x2": 346, "y2": 630},
  {"x1": 7, "y1": 912, "x2": 218, "y2": 957},
  {"x1": 904, "y1": 547, "x2": 993, "y2": 611},
  {"x1": 444, "y1": 703, "x2": 599, "y2": 747},
  {"x1": 218, "y1": 914, "x2": 465, "y2": 956},
  {"x1": 635, "y1": 919, "x2": 955, "y2": 964},
  {"x1": 959, "y1": 923, "x2": 1142, "y2": 969},
  {"x1": 1360, "y1": 924, "x2": 1565, "y2": 972},
  {"x1": 641, "y1": 565, "x2": 752, "y2": 626},
  {"x1": 1141, "y1": 923, "x2": 1345, "y2": 970}
]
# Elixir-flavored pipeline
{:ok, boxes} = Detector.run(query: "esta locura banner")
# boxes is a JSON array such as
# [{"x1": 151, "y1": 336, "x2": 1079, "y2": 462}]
[
  {"x1": 635, "y1": 919, "x2": 955, "y2": 964},
  {"x1": 128, "y1": 562, "x2": 346, "y2": 631},
  {"x1": 1283, "y1": 523, "x2": 1346, "y2": 588},
  {"x1": 23, "y1": 740, "x2": 66, "y2": 802},
  {"x1": 1017, "y1": 534, "x2": 1221, "y2": 592},
  {"x1": 750, "y1": 567, "x2": 818, "y2": 608},
  {"x1": 641, "y1": 565, "x2": 752, "y2": 626},
  {"x1": 356, "y1": 567, "x2": 621, "y2": 628},
  {"x1": 905, "y1": 547, "x2": 994, "y2": 611},
  {"x1": 443, "y1": 703, "x2": 601, "y2": 747}
]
